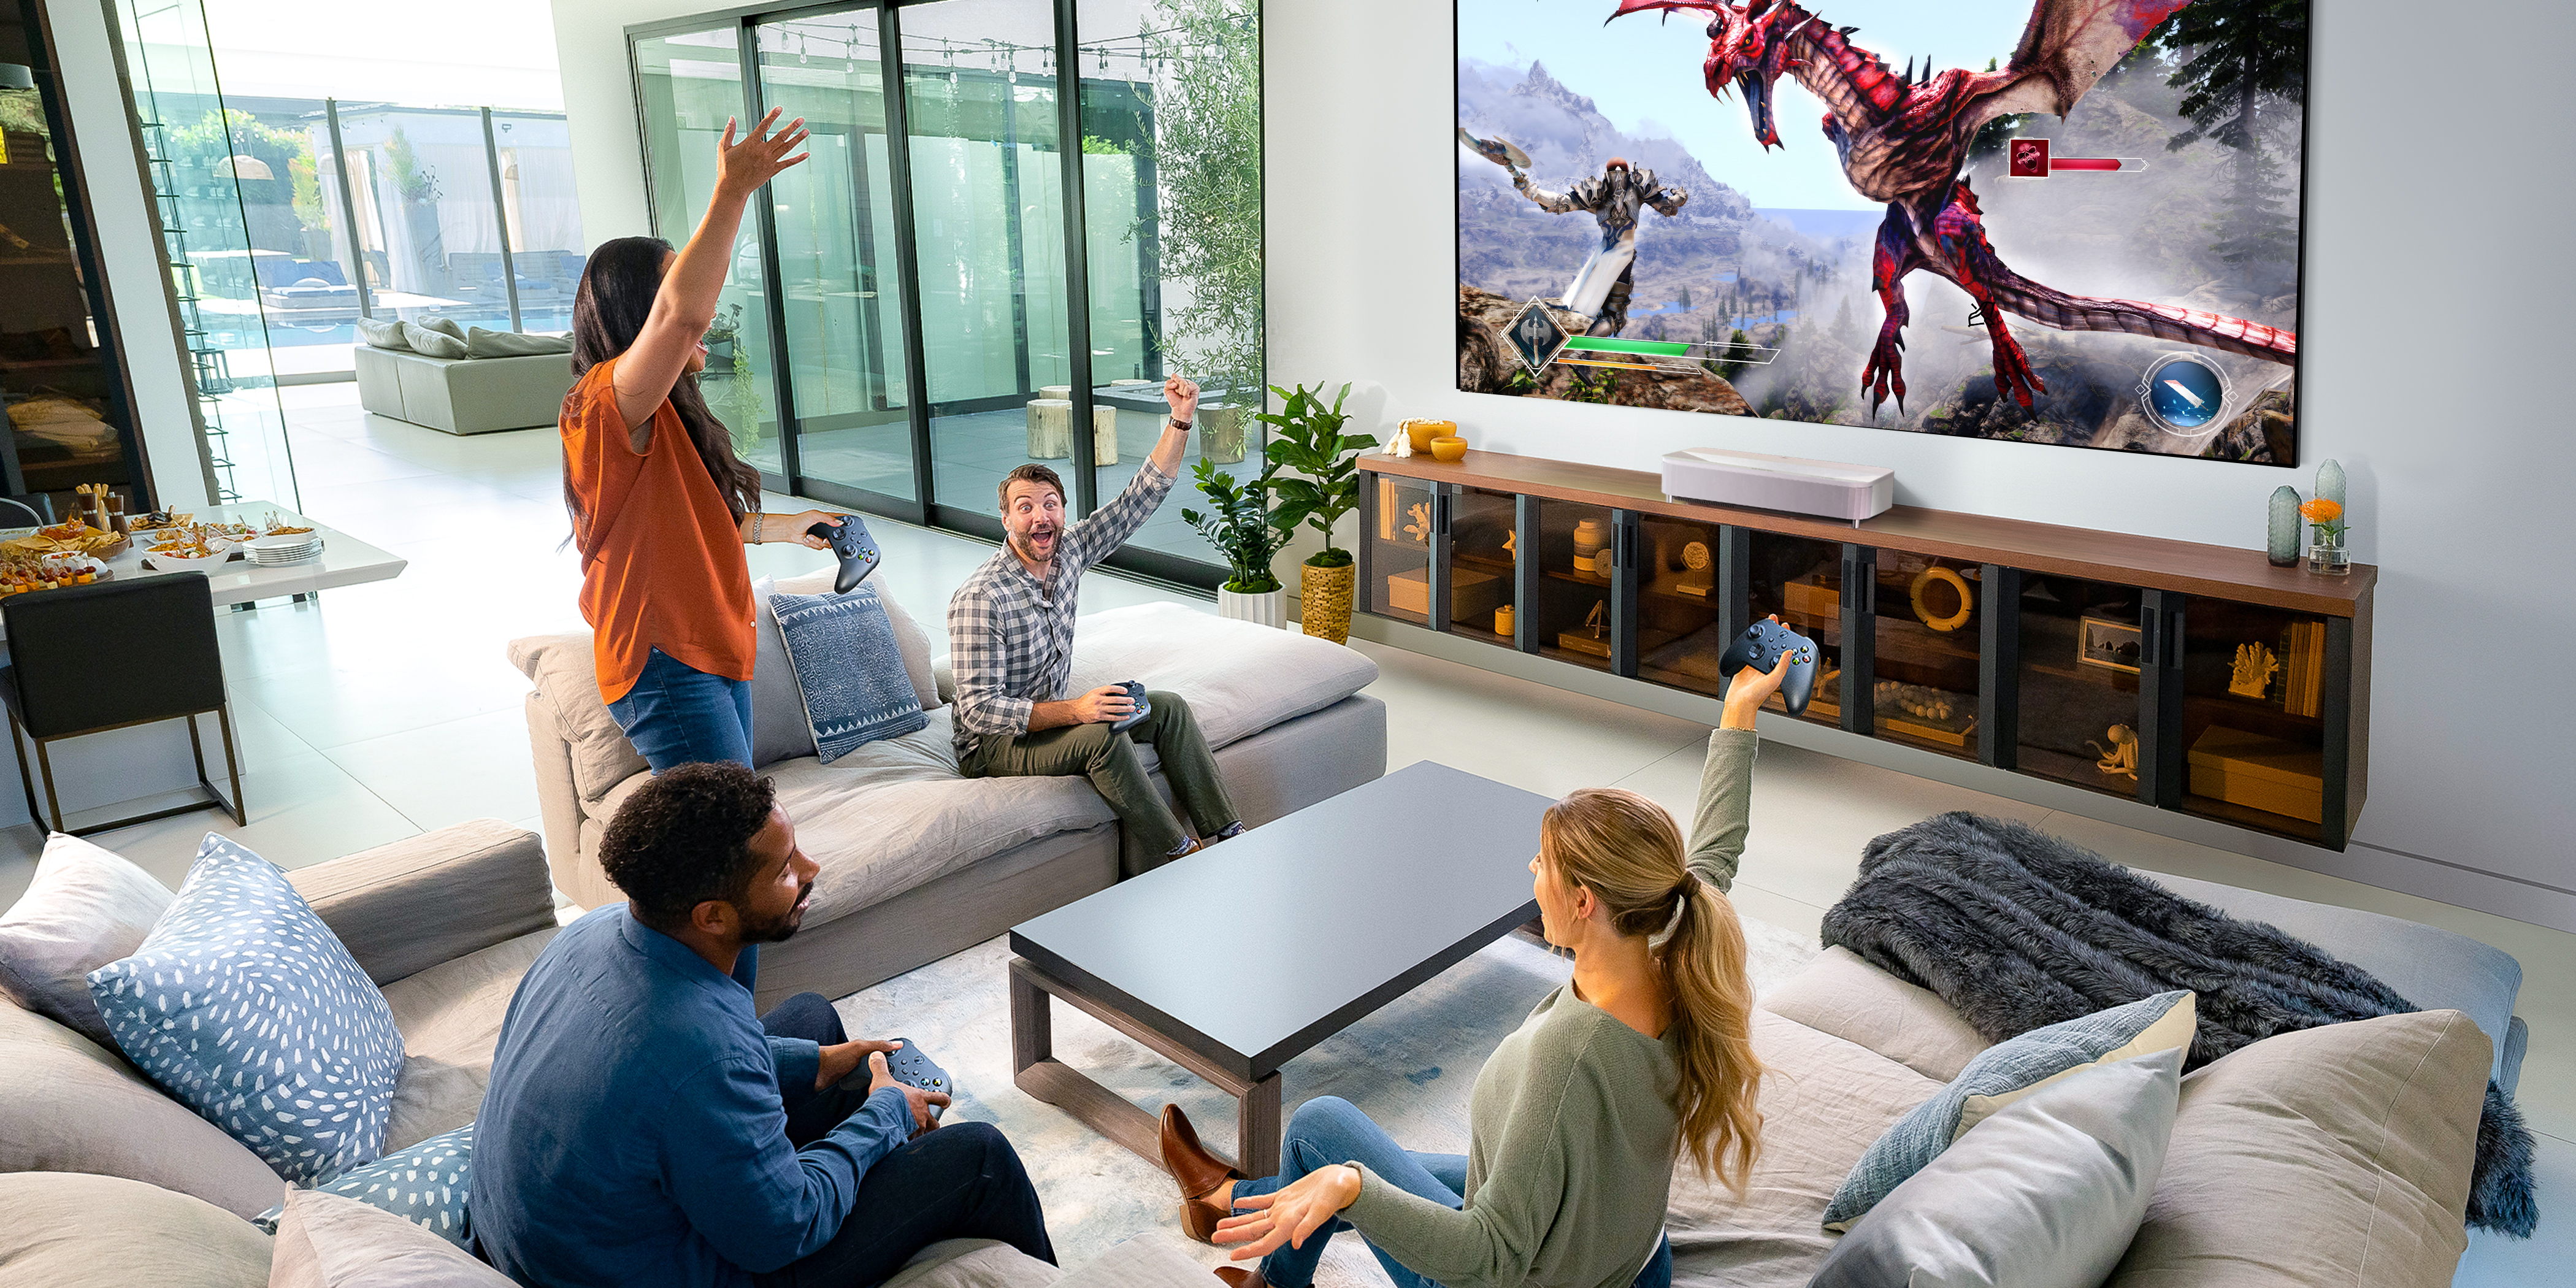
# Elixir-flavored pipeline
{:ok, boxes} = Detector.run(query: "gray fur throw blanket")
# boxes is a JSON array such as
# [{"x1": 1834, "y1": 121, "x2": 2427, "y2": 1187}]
[{"x1": 1820, "y1": 811, "x2": 2537, "y2": 1238}]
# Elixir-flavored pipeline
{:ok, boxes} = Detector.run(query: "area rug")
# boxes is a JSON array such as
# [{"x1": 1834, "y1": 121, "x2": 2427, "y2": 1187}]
[{"x1": 831, "y1": 915, "x2": 1820, "y2": 1284}]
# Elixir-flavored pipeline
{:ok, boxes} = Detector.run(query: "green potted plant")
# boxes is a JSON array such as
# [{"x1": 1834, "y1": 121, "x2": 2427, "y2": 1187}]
[
  {"x1": 1181, "y1": 457, "x2": 1289, "y2": 627},
  {"x1": 1254, "y1": 382, "x2": 1378, "y2": 643}
]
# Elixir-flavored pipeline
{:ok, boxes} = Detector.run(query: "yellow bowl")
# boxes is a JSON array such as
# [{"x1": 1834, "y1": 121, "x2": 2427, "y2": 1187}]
[
  {"x1": 1403, "y1": 419, "x2": 1455, "y2": 453},
  {"x1": 1429, "y1": 435, "x2": 1469, "y2": 462}
]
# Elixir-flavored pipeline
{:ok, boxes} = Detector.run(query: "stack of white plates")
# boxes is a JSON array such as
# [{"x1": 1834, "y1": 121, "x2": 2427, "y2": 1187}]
[{"x1": 247, "y1": 531, "x2": 324, "y2": 566}]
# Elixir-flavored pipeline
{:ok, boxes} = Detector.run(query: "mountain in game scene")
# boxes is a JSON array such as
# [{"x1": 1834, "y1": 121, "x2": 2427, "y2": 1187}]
[{"x1": 1455, "y1": 1, "x2": 2307, "y2": 466}]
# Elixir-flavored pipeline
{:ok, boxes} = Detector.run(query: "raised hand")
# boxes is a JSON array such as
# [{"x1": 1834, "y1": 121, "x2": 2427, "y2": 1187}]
[
  {"x1": 1164, "y1": 375, "x2": 1202, "y2": 424},
  {"x1": 716, "y1": 108, "x2": 810, "y2": 196}
]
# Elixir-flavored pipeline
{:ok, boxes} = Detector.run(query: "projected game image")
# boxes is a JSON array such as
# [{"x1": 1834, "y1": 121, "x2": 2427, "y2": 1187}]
[{"x1": 1455, "y1": 1, "x2": 2308, "y2": 464}]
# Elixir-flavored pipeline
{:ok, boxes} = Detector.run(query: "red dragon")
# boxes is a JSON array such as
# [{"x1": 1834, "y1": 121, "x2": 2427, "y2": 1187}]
[{"x1": 1609, "y1": 0, "x2": 2296, "y2": 417}]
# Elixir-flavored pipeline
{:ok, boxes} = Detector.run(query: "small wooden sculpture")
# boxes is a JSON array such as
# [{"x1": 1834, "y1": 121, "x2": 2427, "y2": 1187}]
[
  {"x1": 2229, "y1": 643, "x2": 2279, "y2": 700},
  {"x1": 2086, "y1": 725, "x2": 2140, "y2": 780},
  {"x1": 1404, "y1": 502, "x2": 1432, "y2": 543}
]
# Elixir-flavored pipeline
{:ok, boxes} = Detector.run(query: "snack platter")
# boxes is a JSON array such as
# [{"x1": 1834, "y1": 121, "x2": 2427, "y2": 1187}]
[{"x1": 0, "y1": 508, "x2": 332, "y2": 596}]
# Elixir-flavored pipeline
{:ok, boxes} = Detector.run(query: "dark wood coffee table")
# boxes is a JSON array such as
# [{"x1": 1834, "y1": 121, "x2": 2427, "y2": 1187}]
[{"x1": 1008, "y1": 761, "x2": 1551, "y2": 1178}]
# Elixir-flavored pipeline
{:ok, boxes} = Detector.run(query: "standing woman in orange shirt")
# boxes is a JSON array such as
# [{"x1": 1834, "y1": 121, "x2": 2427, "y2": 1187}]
[{"x1": 562, "y1": 109, "x2": 843, "y2": 771}]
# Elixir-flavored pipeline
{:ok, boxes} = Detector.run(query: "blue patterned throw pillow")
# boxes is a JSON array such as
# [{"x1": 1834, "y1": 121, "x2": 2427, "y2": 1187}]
[
  {"x1": 258, "y1": 1122, "x2": 475, "y2": 1249},
  {"x1": 1822, "y1": 989, "x2": 2195, "y2": 1230},
  {"x1": 770, "y1": 583, "x2": 929, "y2": 764},
  {"x1": 86, "y1": 835, "x2": 406, "y2": 1187}
]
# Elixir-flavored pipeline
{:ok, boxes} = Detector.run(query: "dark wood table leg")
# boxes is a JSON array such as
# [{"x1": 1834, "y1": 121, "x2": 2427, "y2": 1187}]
[
  {"x1": 1239, "y1": 1071, "x2": 1282, "y2": 1179},
  {"x1": 1009, "y1": 957, "x2": 1279, "y2": 1178}
]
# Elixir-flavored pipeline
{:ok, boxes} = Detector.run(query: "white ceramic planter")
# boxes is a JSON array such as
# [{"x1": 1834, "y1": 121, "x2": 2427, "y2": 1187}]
[{"x1": 1217, "y1": 585, "x2": 1287, "y2": 629}]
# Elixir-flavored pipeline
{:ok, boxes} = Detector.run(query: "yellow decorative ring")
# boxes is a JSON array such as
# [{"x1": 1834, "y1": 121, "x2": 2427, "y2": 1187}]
[{"x1": 1910, "y1": 565, "x2": 1974, "y2": 632}]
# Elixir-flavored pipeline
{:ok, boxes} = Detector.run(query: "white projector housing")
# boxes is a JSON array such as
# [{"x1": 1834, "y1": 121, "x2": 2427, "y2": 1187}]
[{"x1": 1660, "y1": 448, "x2": 1896, "y2": 523}]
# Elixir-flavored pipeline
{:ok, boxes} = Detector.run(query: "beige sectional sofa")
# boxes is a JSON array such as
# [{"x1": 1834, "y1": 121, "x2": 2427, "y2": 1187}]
[
  {"x1": 513, "y1": 572, "x2": 1390, "y2": 1009},
  {"x1": 354, "y1": 344, "x2": 577, "y2": 435}
]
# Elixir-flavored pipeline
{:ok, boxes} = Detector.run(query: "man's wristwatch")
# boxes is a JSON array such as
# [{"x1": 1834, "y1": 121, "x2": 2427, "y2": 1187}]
[{"x1": 1169, "y1": 416, "x2": 1193, "y2": 432}]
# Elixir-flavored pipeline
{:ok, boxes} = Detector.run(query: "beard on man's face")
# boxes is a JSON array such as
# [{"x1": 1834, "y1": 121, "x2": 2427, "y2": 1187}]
[{"x1": 742, "y1": 881, "x2": 815, "y2": 945}]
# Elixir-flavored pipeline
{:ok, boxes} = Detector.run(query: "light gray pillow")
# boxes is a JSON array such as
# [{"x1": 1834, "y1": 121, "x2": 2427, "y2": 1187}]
[
  {"x1": 0, "y1": 1171, "x2": 275, "y2": 1288},
  {"x1": 399, "y1": 322, "x2": 469, "y2": 360},
  {"x1": 0, "y1": 831, "x2": 172, "y2": 1046},
  {"x1": 270, "y1": 1189, "x2": 517, "y2": 1288},
  {"x1": 354, "y1": 316, "x2": 411, "y2": 351},
  {"x1": 415, "y1": 316, "x2": 466, "y2": 340},
  {"x1": 464, "y1": 327, "x2": 573, "y2": 359},
  {"x1": 749, "y1": 575, "x2": 821, "y2": 768},
  {"x1": 1811, "y1": 1046, "x2": 2183, "y2": 1288}
]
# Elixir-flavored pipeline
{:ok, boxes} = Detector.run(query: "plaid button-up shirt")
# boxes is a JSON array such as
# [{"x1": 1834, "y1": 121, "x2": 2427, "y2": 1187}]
[{"x1": 946, "y1": 459, "x2": 1176, "y2": 757}]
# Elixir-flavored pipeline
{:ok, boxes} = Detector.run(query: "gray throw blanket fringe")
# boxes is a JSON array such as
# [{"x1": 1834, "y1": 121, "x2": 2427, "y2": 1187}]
[{"x1": 1820, "y1": 811, "x2": 2537, "y2": 1238}]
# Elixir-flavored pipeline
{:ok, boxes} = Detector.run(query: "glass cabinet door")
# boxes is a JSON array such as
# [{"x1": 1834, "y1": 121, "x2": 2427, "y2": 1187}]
[
  {"x1": 1447, "y1": 487, "x2": 1518, "y2": 646},
  {"x1": 1745, "y1": 532, "x2": 1845, "y2": 727},
  {"x1": 2177, "y1": 599, "x2": 2333, "y2": 841},
  {"x1": 1635, "y1": 517, "x2": 1732, "y2": 698},
  {"x1": 2014, "y1": 575, "x2": 2146, "y2": 794},
  {"x1": 1531, "y1": 497, "x2": 1618, "y2": 672},
  {"x1": 1866, "y1": 551, "x2": 1985, "y2": 759},
  {"x1": 1367, "y1": 473, "x2": 1437, "y2": 626}
]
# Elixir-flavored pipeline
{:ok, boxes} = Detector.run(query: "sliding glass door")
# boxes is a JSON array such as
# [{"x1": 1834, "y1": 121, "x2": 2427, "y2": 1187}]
[{"x1": 629, "y1": 0, "x2": 1261, "y2": 586}]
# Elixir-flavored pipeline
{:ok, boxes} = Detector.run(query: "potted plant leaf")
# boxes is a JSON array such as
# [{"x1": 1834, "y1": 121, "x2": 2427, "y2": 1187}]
[
  {"x1": 1254, "y1": 382, "x2": 1378, "y2": 643},
  {"x1": 1181, "y1": 458, "x2": 1289, "y2": 627}
]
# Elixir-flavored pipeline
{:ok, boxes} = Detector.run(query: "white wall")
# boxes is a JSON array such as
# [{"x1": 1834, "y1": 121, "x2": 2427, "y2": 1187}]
[
  {"x1": 550, "y1": 0, "x2": 713, "y2": 250},
  {"x1": 1263, "y1": 0, "x2": 2576, "y2": 929}
]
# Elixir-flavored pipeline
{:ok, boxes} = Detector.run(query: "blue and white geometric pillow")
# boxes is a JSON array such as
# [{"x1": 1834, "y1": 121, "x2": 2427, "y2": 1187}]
[
  {"x1": 770, "y1": 583, "x2": 929, "y2": 764},
  {"x1": 86, "y1": 834, "x2": 407, "y2": 1187},
  {"x1": 1822, "y1": 989, "x2": 2196, "y2": 1230},
  {"x1": 258, "y1": 1122, "x2": 474, "y2": 1249}
]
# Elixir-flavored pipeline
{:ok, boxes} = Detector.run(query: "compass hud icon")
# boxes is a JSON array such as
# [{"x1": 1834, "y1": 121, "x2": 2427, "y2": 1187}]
[{"x1": 2136, "y1": 353, "x2": 2231, "y2": 434}]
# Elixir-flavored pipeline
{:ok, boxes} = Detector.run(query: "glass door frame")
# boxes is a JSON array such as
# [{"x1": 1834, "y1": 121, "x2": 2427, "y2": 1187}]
[{"x1": 626, "y1": 0, "x2": 1254, "y2": 590}]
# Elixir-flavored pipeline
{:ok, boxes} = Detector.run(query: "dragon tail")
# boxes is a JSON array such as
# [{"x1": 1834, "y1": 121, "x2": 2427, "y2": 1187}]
[{"x1": 1982, "y1": 266, "x2": 2296, "y2": 365}]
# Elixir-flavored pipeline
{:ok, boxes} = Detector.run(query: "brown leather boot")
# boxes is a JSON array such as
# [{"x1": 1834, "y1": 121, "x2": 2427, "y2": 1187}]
[
  {"x1": 1161, "y1": 1103, "x2": 1244, "y2": 1243},
  {"x1": 1213, "y1": 1268, "x2": 1269, "y2": 1288}
]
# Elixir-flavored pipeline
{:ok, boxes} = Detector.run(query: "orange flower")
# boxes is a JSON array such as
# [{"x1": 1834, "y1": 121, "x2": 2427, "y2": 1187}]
[{"x1": 2298, "y1": 497, "x2": 2343, "y2": 523}]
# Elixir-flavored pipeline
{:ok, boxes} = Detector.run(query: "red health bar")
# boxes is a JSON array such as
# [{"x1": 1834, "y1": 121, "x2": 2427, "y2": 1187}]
[{"x1": 2051, "y1": 158, "x2": 2125, "y2": 171}]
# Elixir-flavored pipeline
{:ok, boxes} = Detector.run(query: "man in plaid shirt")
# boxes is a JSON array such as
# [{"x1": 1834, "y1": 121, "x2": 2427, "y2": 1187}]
[{"x1": 947, "y1": 375, "x2": 1241, "y2": 867}]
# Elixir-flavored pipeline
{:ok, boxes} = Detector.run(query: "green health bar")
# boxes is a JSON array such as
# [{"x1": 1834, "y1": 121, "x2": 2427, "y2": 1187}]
[{"x1": 1554, "y1": 337, "x2": 1779, "y2": 366}]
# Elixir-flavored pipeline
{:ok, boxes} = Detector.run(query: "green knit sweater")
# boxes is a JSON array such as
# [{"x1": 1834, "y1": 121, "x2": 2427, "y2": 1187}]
[{"x1": 1338, "y1": 729, "x2": 1757, "y2": 1288}]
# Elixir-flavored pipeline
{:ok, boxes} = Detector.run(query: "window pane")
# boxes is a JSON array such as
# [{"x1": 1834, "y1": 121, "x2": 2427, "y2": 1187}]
[
  {"x1": 900, "y1": 0, "x2": 1074, "y2": 517},
  {"x1": 635, "y1": 28, "x2": 785, "y2": 475},
  {"x1": 332, "y1": 107, "x2": 513, "y2": 334},
  {"x1": 488, "y1": 112, "x2": 588, "y2": 335},
  {"x1": 1076, "y1": 0, "x2": 1262, "y2": 564},
  {"x1": 757, "y1": 13, "x2": 914, "y2": 502}
]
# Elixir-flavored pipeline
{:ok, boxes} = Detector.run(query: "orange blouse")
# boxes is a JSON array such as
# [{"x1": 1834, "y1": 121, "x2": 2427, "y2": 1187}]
[{"x1": 561, "y1": 359, "x2": 755, "y2": 704}]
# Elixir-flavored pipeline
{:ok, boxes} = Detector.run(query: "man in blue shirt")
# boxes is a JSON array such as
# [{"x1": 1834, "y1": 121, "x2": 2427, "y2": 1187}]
[{"x1": 471, "y1": 762, "x2": 1054, "y2": 1286}]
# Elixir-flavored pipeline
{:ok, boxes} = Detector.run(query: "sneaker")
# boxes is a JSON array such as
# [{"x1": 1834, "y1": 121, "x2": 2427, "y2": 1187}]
[{"x1": 1213, "y1": 821, "x2": 1246, "y2": 842}]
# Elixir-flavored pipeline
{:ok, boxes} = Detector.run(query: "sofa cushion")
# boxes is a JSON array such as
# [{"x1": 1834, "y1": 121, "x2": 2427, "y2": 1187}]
[
  {"x1": 380, "y1": 927, "x2": 554, "y2": 1151},
  {"x1": 884, "y1": 1240, "x2": 1062, "y2": 1288},
  {"x1": 261, "y1": 1122, "x2": 475, "y2": 1249},
  {"x1": 270, "y1": 1187, "x2": 514, "y2": 1288},
  {"x1": 1666, "y1": 1010, "x2": 1941, "y2": 1288},
  {"x1": 288, "y1": 821, "x2": 556, "y2": 989},
  {"x1": 749, "y1": 577, "x2": 822, "y2": 769},
  {"x1": 463, "y1": 327, "x2": 572, "y2": 359},
  {"x1": 509, "y1": 633, "x2": 650, "y2": 805},
  {"x1": 772, "y1": 581, "x2": 929, "y2": 762},
  {"x1": 780, "y1": 568, "x2": 941, "y2": 713},
  {"x1": 1057, "y1": 602, "x2": 1379, "y2": 751},
  {"x1": 1823, "y1": 990, "x2": 2195, "y2": 1230},
  {"x1": 356, "y1": 316, "x2": 412, "y2": 351},
  {"x1": 1760, "y1": 945, "x2": 1990, "y2": 1083},
  {"x1": 2106, "y1": 1010, "x2": 2490, "y2": 1288},
  {"x1": 0, "y1": 1171, "x2": 274, "y2": 1288},
  {"x1": 0, "y1": 991, "x2": 287, "y2": 1219},
  {"x1": 401, "y1": 322, "x2": 469, "y2": 360},
  {"x1": 1812, "y1": 1048, "x2": 2183, "y2": 1288},
  {"x1": 0, "y1": 830, "x2": 173, "y2": 1046},
  {"x1": 89, "y1": 835, "x2": 408, "y2": 1186}
]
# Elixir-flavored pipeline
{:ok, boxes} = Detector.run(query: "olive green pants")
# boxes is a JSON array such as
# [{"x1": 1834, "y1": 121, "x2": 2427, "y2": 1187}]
[{"x1": 960, "y1": 690, "x2": 1237, "y2": 867}]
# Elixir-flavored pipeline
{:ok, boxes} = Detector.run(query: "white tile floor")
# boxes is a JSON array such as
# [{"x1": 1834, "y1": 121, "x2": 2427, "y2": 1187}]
[{"x1": 0, "y1": 382, "x2": 2563, "y2": 1282}]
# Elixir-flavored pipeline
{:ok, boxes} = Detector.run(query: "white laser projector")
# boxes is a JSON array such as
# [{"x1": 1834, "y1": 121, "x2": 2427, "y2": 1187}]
[{"x1": 1659, "y1": 448, "x2": 1896, "y2": 524}]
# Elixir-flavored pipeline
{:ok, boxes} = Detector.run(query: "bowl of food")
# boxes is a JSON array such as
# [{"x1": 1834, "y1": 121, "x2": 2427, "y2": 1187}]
[{"x1": 145, "y1": 538, "x2": 235, "y2": 575}]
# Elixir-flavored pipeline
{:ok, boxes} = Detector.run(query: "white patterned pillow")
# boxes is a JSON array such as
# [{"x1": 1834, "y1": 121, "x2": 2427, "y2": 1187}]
[
  {"x1": 86, "y1": 835, "x2": 406, "y2": 1186},
  {"x1": 259, "y1": 1123, "x2": 474, "y2": 1248}
]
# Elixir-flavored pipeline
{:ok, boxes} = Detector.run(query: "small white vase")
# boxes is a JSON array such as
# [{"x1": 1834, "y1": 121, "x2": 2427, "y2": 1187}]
[{"x1": 1217, "y1": 585, "x2": 1287, "y2": 629}]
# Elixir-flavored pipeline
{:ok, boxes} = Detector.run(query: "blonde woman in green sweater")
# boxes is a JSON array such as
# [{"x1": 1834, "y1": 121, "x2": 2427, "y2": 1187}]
[{"x1": 1160, "y1": 649, "x2": 1787, "y2": 1288}]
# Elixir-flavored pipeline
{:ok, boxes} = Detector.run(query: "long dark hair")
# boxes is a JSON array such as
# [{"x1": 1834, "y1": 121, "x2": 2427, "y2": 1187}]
[{"x1": 564, "y1": 236, "x2": 762, "y2": 558}]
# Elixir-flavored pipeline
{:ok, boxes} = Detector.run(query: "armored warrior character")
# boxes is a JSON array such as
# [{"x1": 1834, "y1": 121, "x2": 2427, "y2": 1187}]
[{"x1": 1509, "y1": 158, "x2": 1689, "y2": 337}]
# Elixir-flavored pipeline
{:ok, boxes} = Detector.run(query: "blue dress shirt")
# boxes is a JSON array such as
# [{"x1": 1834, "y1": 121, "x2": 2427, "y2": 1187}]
[{"x1": 469, "y1": 907, "x2": 913, "y2": 1287}]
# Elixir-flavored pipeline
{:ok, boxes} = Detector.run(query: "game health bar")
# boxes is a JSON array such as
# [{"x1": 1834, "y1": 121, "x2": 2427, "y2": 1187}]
[{"x1": 1550, "y1": 335, "x2": 1780, "y2": 372}]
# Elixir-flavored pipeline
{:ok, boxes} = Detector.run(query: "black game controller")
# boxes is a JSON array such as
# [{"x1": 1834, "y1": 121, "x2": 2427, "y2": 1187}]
[
  {"x1": 1717, "y1": 618, "x2": 1820, "y2": 716},
  {"x1": 807, "y1": 514, "x2": 882, "y2": 594},
  {"x1": 838, "y1": 1038, "x2": 951, "y2": 1121},
  {"x1": 1108, "y1": 680, "x2": 1150, "y2": 734}
]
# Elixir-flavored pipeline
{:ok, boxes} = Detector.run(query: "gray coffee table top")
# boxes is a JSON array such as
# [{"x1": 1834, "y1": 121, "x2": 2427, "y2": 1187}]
[{"x1": 1010, "y1": 761, "x2": 1552, "y2": 1082}]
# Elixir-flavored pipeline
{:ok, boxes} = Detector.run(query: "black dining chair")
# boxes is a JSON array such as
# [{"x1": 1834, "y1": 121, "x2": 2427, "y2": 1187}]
[{"x1": 1, "y1": 572, "x2": 244, "y2": 835}]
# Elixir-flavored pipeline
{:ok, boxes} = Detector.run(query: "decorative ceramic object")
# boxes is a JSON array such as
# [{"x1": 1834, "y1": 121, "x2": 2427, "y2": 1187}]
[
  {"x1": 2229, "y1": 643, "x2": 2279, "y2": 699},
  {"x1": 1677, "y1": 540, "x2": 1713, "y2": 596},
  {"x1": 2086, "y1": 725, "x2": 2140, "y2": 780},
  {"x1": 1909, "y1": 565, "x2": 1974, "y2": 632},
  {"x1": 1571, "y1": 518, "x2": 1609, "y2": 573},
  {"x1": 1217, "y1": 583, "x2": 1287, "y2": 627},
  {"x1": 2266, "y1": 486, "x2": 2301, "y2": 567},
  {"x1": 1493, "y1": 605, "x2": 1515, "y2": 636},
  {"x1": 1300, "y1": 562, "x2": 1355, "y2": 644},
  {"x1": 2315, "y1": 458, "x2": 2345, "y2": 509},
  {"x1": 1405, "y1": 502, "x2": 1432, "y2": 543},
  {"x1": 1430, "y1": 435, "x2": 1469, "y2": 462},
  {"x1": 1401, "y1": 418, "x2": 1455, "y2": 454}
]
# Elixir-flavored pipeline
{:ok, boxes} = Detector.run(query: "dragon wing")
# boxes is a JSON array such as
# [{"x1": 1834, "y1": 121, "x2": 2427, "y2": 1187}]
[
  {"x1": 1604, "y1": 0, "x2": 1721, "y2": 21},
  {"x1": 1971, "y1": 0, "x2": 2191, "y2": 128}
]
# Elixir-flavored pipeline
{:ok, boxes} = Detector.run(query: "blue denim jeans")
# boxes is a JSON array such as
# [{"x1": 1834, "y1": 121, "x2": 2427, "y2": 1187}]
[
  {"x1": 607, "y1": 647, "x2": 753, "y2": 772},
  {"x1": 1230, "y1": 1097, "x2": 1671, "y2": 1288}
]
